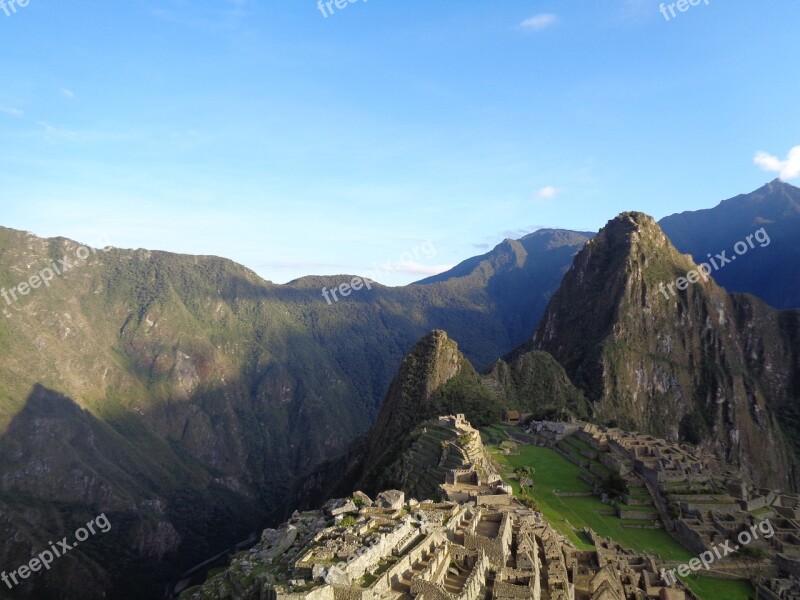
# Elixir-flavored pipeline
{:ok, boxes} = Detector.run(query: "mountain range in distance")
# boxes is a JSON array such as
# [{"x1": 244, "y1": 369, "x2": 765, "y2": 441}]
[{"x1": 0, "y1": 179, "x2": 798, "y2": 599}]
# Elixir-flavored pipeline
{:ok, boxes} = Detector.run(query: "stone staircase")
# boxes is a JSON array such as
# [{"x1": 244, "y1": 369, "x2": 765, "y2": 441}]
[{"x1": 392, "y1": 549, "x2": 434, "y2": 596}]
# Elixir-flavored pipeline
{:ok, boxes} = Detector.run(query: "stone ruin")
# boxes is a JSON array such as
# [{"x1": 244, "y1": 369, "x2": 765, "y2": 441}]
[
  {"x1": 192, "y1": 416, "x2": 696, "y2": 600},
  {"x1": 567, "y1": 422, "x2": 800, "y2": 595}
]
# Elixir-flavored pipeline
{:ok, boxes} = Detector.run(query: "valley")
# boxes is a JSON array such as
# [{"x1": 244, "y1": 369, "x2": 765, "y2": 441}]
[
  {"x1": 1, "y1": 181, "x2": 799, "y2": 598},
  {"x1": 4, "y1": 3, "x2": 799, "y2": 598}
]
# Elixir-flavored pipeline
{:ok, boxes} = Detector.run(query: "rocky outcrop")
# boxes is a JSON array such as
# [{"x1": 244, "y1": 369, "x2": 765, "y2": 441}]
[
  {"x1": 365, "y1": 330, "x2": 468, "y2": 463},
  {"x1": 358, "y1": 331, "x2": 482, "y2": 493},
  {"x1": 531, "y1": 212, "x2": 799, "y2": 489},
  {"x1": 487, "y1": 349, "x2": 591, "y2": 422}
]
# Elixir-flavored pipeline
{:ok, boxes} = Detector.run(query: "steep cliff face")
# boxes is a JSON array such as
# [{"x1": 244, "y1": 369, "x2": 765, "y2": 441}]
[
  {"x1": 360, "y1": 331, "x2": 486, "y2": 491},
  {"x1": 377, "y1": 416, "x2": 494, "y2": 502},
  {"x1": 332, "y1": 329, "x2": 588, "y2": 502},
  {"x1": 532, "y1": 212, "x2": 799, "y2": 489}
]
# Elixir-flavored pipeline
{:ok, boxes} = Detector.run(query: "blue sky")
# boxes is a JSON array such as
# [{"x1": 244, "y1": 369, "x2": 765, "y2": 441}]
[{"x1": 1, "y1": 0, "x2": 799, "y2": 285}]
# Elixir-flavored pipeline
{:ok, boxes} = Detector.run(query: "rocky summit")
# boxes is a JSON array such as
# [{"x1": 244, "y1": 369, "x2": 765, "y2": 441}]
[{"x1": 531, "y1": 211, "x2": 800, "y2": 490}]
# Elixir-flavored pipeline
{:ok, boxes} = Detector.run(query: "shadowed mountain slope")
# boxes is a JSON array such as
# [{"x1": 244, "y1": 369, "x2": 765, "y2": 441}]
[
  {"x1": 0, "y1": 225, "x2": 589, "y2": 597},
  {"x1": 660, "y1": 179, "x2": 800, "y2": 309}
]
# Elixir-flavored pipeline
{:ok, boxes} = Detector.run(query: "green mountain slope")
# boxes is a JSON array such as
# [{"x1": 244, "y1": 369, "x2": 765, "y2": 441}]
[
  {"x1": 0, "y1": 225, "x2": 589, "y2": 598},
  {"x1": 298, "y1": 330, "x2": 588, "y2": 503},
  {"x1": 1, "y1": 181, "x2": 798, "y2": 597}
]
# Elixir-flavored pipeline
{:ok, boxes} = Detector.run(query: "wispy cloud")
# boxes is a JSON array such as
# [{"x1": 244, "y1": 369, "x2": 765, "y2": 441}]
[
  {"x1": 521, "y1": 14, "x2": 559, "y2": 32},
  {"x1": 37, "y1": 121, "x2": 80, "y2": 142},
  {"x1": 534, "y1": 186, "x2": 561, "y2": 200},
  {"x1": 0, "y1": 105, "x2": 23, "y2": 117},
  {"x1": 255, "y1": 260, "x2": 349, "y2": 271},
  {"x1": 151, "y1": 0, "x2": 250, "y2": 32},
  {"x1": 754, "y1": 146, "x2": 800, "y2": 181},
  {"x1": 60, "y1": 88, "x2": 76, "y2": 100},
  {"x1": 384, "y1": 261, "x2": 455, "y2": 277}
]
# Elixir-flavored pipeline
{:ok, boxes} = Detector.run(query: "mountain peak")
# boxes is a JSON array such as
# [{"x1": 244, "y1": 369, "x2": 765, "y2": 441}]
[
  {"x1": 603, "y1": 211, "x2": 660, "y2": 238},
  {"x1": 764, "y1": 177, "x2": 800, "y2": 193},
  {"x1": 365, "y1": 330, "x2": 466, "y2": 460},
  {"x1": 615, "y1": 210, "x2": 655, "y2": 224},
  {"x1": 573, "y1": 211, "x2": 673, "y2": 281},
  {"x1": 530, "y1": 206, "x2": 797, "y2": 489},
  {"x1": 659, "y1": 178, "x2": 800, "y2": 309}
]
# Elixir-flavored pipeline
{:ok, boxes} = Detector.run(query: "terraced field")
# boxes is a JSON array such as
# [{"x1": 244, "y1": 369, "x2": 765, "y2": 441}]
[
  {"x1": 681, "y1": 574, "x2": 755, "y2": 600},
  {"x1": 486, "y1": 440, "x2": 692, "y2": 559},
  {"x1": 482, "y1": 428, "x2": 756, "y2": 599},
  {"x1": 397, "y1": 420, "x2": 489, "y2": 500}
]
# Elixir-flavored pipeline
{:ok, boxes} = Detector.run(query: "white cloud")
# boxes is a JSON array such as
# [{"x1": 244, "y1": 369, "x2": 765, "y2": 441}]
[
  {"x1": 0, "y1": 105, "x2": 23, "y2": 117},
  {"x1": 534, "y1": 186, "x2": 560, "y2": 200},
  {"x1": 392, "y1": 261, "x2": 455, "y2": 276},
  {"x1": 363, "y1": 260, "x2": 454, "y2": 279},
  {"x1": 37, "y1": 121, "x2": 79, "y2": 142},
  {"x1": 60, "y1": 88, "x2": 76, "y2": 100},
  {"x1": 754, "y1": 146, "x2": 800, "y2": 181},
  {"x1": 521, "y1": 13, "x2": 558, "y2": 31}
]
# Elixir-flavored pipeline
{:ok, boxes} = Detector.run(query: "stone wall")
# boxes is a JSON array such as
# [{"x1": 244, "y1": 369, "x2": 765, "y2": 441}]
[
  {"x1": 739, "y1": 496, "x2": 770, "y2": 512},
  {"x1": 601, "y1": 452, "x2": 625, "y2": 474},
  {"x1": 331, "y1": 586, "x2": 363, "y2": 600},
  {"x1": 555, "y1": 443, "x2": 590, "y2": 469},
  {"x1": 409, "y1": 579, "x2": 452, "y2": 600},
  {"x1": 618, "y1": 507, "x2": 660, "y2": 520},
  {"x1": 506, "y1": 431, "x2": 541, "y2": 446},
  {"x1": 445, "y1": 507, "x2": 472, "y2": 535},
  {"x1": 464, "y1": 513, "x2": 512, "y2": 565},
  {"x1": 342, "y1": 521, "x2": 415, "y2": 580},
  {"x1": 777, "y1": 554, "x2": 800, "y2": 578},
  {"x1": 672, "y1": 519, "x2": 709, "y2": 554},
  {"x1": 679, "y1": 501, "x2": 740, "y2": 515},
  {"x1": 277, "y1": 585, "x2": 336, "y2": 600},
  {"x1": 493, "y1": 579, "x2": 534, "y2": 598},
  {"x1": 494, "y1": 568, "x2": 540, "y2": 600},
  {"x1": 577, "y1": 427, "x2": 608, "y2": 452},
  {"x1": 367, "y1": 533, "x2": 444, "y2": 598},
  {"x1": 476, "y1": 494, "x2": 515, "y2": 507},
  {"x1": 414, "y1": 543, "x2": 450, "y2": 588},
  {"x1": 460, "y1": 553, "x2": 489, "y2": 600}
]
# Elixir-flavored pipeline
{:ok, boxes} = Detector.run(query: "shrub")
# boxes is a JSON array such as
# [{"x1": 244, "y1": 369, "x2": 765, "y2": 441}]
[{"x1": 339, "y1": 516, "x2": 357, "y2": 528}]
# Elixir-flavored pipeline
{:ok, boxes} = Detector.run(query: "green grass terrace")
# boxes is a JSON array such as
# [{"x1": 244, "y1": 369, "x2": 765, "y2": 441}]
[
  {"x1": 480, "y1": 426, "x2": 762, "y2": 599},
  {"x1": 482, "y1": 427, "x2": 693, "y2": 561}
]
